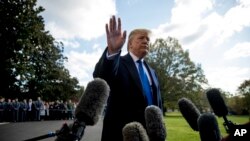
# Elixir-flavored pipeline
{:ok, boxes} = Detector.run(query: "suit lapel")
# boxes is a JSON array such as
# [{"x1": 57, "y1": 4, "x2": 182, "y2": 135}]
[
  {"x1": 122, "y1": 54, "x2": 144, "y2": 94},
  {"x1": 122, "y1": 54, "x2": 159, "y2": 106},
  {"x1": 144, "y1": 62, "x2": 159, "y2": 88}
]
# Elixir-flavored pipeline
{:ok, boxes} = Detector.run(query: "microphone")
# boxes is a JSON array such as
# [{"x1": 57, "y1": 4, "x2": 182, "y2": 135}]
[
  {"x1": 24, "y1": 78, "x2": 110, "y2": 141},
  {"x1": 207, "y1": 88, "x2": 250, "y2": 140},
  {"x1": 198, "y1": 113, "x2": 221, "y2": 141},
  {"x1": 206, "y1": 88, "x2": 234, "y2": 134},
  {"x1": 74, "y1": 78, "x2": 110, "y2": 125},
  {"x1": 178, "y1": 98, "x2": 201, "y2": 131},
  {"x1": 144, "y1": 105, "x2": 166, "y2": 141},
  {"x1": 206, "y1": 88, "x2": 228, "y2": 117},
  {"x1": 57, "y1": 78, "x2": 110, "y2": 141},
  {"x1": 122, "y1": 122, "x2": 149, "y2": 141}
]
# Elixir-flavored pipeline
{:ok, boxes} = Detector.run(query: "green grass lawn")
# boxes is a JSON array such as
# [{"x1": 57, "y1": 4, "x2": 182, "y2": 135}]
[{"x1": 164, "y1": 112, "x2": 249, "y2": 141}]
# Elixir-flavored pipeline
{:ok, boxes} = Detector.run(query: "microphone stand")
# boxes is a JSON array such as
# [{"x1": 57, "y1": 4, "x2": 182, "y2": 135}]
[
  {"x1": 23, "y1": 119, "x2": 86, "y2": 141},
  {"x1": 223, "y1": 116, "x2": 236, "y2": 134},
  {"x1": 23, "y1": 123, "x2": 70, "y2": 141}
]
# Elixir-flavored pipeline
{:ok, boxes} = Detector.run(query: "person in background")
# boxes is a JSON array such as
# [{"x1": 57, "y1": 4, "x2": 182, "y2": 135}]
[
  {"x1": 44, "y1": 102, "x2": 50, "y2": 120},
  {"x1": 19, "y1": 99, "x2": 28, "y2": 122},
  {"x1": 5, "y1": 99, "x2": 13, "y2": 122},
  {"x1": 59, "y1": 100, "x2": 67, "y2": 120},
  {"x1": 93, "y1": 15, "x2": 163, "y2": 141},
  {"x1": 39, "y1": 101, "x2": 46, "y2": 121},
  {"x1": 12, "y1": 98, "x2": 20, "y2": 122},
  {"x1": 27, "y1": 99, "x2": 35, "y2": 121},
  {"x1": 49, "y1": 101, "x2": 55, "y2": 120},
  {"x1": 67, "y1": 100, "x2": 74, "y2": 120},
  {"x1": 54, "y1": 100, "x2": 61, "y2": 120},
  {"x1": 0, "y1": 97, "x2": 6, "y2": 122},
  {"x1": 34, "y1": 97, "x2": 43, "y2": 121}
]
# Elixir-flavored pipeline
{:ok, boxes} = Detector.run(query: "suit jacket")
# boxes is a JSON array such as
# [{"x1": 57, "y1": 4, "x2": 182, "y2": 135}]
[{"x1": 93, "y1": 48, "x2": 163, "y2": 141}]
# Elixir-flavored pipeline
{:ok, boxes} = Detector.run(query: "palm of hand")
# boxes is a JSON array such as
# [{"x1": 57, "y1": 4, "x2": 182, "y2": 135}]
[{"x1": 106, "y1": 16, "x2": 126, "y2": 54}]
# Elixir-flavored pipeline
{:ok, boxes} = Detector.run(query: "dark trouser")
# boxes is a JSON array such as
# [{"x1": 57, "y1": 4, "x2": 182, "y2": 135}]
[
  {"x1": 5, "y1": 110, "x2": 13, "y2": 122},
  {"x1": 35, "y1": 110, "x2": 40, "y2": 121},
  {"x1": 19, "y1": 110, "x2": 27, "y2": 122},
  {"x1": 27, "y1": 110, "x2": 34, "y2": 121},
  {"x1": 0, "y1": 110, "x2": 4, "y2": 122},
  {"x1": 68, "y1": 110, "x2": 73, "y2": 119},
  {"x1": 13, "y1": 110, "x2": 19, "y2": 122}
]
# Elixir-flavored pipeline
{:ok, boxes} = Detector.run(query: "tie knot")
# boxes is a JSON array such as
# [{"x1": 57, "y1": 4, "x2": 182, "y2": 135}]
[{"x1": 137, "y1": 59, "x2": 143, "y2": 64}]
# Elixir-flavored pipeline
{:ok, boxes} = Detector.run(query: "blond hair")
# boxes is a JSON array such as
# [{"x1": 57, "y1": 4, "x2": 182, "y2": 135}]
[{"x1": 127, "y1": 28, "x2": 151, "y2": 51}]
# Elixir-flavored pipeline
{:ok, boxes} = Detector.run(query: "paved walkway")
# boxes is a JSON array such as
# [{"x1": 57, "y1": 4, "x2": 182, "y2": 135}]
[{"x1": 0, "y1": 118, "x2": 103, "y2": 141}]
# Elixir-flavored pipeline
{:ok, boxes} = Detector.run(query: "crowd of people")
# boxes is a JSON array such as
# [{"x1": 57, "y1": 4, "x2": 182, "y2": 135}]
[{"x1": 0, "y1": 96, "x2": 77, "y2": 122}]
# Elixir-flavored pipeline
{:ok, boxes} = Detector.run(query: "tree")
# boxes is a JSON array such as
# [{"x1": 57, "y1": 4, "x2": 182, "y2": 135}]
[
  {"x1": 227, "y1": 96, "x2": 245, "y2": 115},
  {"x1": 0, "y1": 0, "x2": 82, "y2": 100},
  {"x1": 146, "y1": 37, "x2": 208, "y2": 111},
  {"x1": 237, "y1": 79, "x2": 250, "y2": 115}
]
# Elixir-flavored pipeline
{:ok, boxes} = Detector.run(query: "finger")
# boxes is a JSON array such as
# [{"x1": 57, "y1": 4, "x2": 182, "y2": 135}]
[
  {"x1": 123, "y1": 30, "x2": 127, "y2": 43},
  {"x1": 118, "y1": 17, "x2": 121, "y2": 34},
  {"x1": 113, "y1": 15, "x2": 117, "y2": 32},
  {"x1": 109, "y1": 17, "x2": 113, "y2": 32},
  {"x1": 105, "y1": 23, "x2": 110, "y2": 40}
]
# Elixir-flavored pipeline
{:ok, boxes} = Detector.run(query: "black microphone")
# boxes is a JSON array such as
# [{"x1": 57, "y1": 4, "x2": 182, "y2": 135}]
[
  {"x1": 144, "y1": 105, "x2": 166, "y2": 141},
  {"x1": 74, "y1": 78, "x2": 110, "y2": 125},
  {"x1": 198, "y1": 113, "x2": 221, "y2": 141},
  {"x1": 206, "y1": 88, "x2": 228, "y2": 117},
  {"x1": 56, "y1": 78, "x2": 110, "y2": 141},
  {"x1": 178, "y1": 98, "x2": 201, "y2": 131},
  {"x1": 24, "y1": 78, "x2": 110, "y2": 141},
  {"x1": 122, "y1": 122, "x2": 149, "y2": 141},
  {"x1": 206, "y1": 88, "x2": 234, "y2": 134}
]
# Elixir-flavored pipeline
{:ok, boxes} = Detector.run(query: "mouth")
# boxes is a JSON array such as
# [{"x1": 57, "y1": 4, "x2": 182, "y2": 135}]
[
  {"x1": 141, "y1": 45, "x2": 149, "y2": 49},
  {"x1": 141, "y1": 47, "x2": 149, "y2": 53}
]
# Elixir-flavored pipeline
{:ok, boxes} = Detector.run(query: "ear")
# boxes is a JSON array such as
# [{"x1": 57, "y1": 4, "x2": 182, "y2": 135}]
[
  {"x1": 127, "y1": 41, "x2": 132, "y2": 51},
  {"x1": 129, "y1": 39, "x2": 134, "y2": 47}
]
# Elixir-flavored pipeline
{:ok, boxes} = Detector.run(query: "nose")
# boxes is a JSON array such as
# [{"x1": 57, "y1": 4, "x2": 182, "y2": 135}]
[{"x1": 142, "y1": 38, "x2": 149, "y2": 45}]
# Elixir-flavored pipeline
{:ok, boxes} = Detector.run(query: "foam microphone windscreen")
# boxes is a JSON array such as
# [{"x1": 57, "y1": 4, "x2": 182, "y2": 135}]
[
  {"x1": 75, "y1": 78, "x2": 110, "y2": 125},
  {"x1": 145, "y1": 105, "x2": 166, "y2": 141},
  {"x1": 178, "y1": 98, "x2": 201, "y2": 131},
  {"x1": 122, "y1": 122, "x2": 149, "y2": 141},
  {"x1": 206, "y1": 88, "x2": 228, "y2": 117},
  {"x1": 198, "y1": 113, "x2": 221, "y2": 141}
]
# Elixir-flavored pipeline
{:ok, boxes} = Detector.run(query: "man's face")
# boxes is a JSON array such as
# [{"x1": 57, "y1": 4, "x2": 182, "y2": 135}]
[{"x1": 129, "y1": 32, "x2": 150, "y2": 59}]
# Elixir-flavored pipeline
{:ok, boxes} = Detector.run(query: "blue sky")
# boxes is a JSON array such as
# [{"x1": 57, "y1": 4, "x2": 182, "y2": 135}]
[{"x1": 37, "y1": 0, "x2": 250, "y2": 94}]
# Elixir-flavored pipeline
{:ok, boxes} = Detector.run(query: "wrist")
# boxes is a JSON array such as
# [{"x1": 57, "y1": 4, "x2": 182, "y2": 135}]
[{"x1": 107, "y1": 46, "x2": 120, "y2": 55}]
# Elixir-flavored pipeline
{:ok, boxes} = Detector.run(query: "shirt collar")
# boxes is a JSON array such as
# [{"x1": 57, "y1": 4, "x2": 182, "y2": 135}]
[{"x1": 129, "y1": 51, "x2": 144, "y2": 63}]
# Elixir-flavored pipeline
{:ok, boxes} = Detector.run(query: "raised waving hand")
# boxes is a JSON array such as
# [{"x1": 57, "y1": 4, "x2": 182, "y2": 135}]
[{"x1": 106, "y1": 15, "x2": 127, "y2": 55}]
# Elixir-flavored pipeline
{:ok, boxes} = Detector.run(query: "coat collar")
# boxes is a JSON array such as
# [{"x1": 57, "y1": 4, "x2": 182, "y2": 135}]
[
  {"x1": 123, "y1": 53, "x2": 144, "y2": 92},
  {"x1": 122, "y1": 54, "x2": 158, "y2": 90}
]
